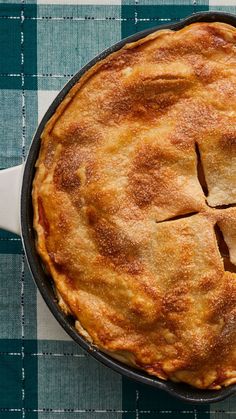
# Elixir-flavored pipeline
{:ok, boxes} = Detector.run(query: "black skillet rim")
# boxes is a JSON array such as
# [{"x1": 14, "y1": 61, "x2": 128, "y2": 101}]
[{"x1": 21, "y1": 11, "x2": 236, "y2": 404}]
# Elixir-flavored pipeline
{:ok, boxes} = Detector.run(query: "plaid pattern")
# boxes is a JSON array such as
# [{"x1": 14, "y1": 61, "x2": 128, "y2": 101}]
[{"x1": 0, "y1": 1, "x2": 236, "y2": 418}]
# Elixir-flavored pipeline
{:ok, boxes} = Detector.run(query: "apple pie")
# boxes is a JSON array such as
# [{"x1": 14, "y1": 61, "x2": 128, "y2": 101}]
[{"x1": 33, "y1": 21, "x2": 236, "y2": 389}]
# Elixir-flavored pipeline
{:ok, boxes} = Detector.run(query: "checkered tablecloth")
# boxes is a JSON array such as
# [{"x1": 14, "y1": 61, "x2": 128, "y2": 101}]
[{"x1": 0, "y1": 0, "x2": 236, "y2": 418}]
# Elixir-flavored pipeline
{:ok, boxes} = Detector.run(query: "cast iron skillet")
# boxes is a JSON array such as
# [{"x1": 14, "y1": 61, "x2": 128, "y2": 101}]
[{"x1": 21, "y1": 11, "x2": 236, "y2": 404}]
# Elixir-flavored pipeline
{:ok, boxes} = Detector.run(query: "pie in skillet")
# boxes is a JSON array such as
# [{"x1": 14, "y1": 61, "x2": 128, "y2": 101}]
[{"x1": 32, "y1": 22, "x2": 236, "y2": 389}]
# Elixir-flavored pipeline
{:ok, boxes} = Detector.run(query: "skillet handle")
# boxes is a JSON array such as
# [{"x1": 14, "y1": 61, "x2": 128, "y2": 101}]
[{"x1": 0, "y1": 165, "x2": 23, "y2": 236}]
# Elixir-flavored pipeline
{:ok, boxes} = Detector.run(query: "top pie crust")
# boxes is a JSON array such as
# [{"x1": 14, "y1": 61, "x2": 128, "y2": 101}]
[{"x1": 32, "y1": 21, "x2": 236, "y2": 389}]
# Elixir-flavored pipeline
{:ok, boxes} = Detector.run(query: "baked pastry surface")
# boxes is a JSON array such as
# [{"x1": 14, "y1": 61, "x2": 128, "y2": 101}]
[{"x1": 33, "y1": 22, "x2": 236, "y2": 389}]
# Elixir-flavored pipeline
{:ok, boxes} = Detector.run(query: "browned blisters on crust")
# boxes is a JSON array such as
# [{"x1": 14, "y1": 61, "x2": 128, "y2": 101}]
[
  {"x1": 128, "y1": 145, "x2": 170, "y2": 208},
  {"x1": 61, "y1": 121, "x2": 103, "y2": 145},
  {"x1": 53, "y1": 146, "x2": 82, "y2": 192},
  {"x1": 199, "y1": 275, "x2": 218, "y2": 292},
  {"x1": 103, "y1": 77, "x2": 192, "y2": 124},
  {"x1": 33, "y1": 22, "x2": 236, "y2": 390},
  {"x1": 220, "y1": 130, "x2": 236, "y2": 149},
  {"x1": 87, "y1": 206, "x2": 142, "y2": 274},
  {"x1": 162, "y1": 286, "x2": 190, "y2": 314}
]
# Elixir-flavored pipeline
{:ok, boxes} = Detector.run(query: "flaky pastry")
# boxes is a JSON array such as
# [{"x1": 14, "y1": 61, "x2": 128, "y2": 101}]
[{"x1": 33, "y1": 22, "x2": 236, "y2": 389}]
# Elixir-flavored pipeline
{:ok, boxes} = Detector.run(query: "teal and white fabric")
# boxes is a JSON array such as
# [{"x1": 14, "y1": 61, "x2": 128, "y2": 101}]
[{"x1": 0, "y1": 1, "x2": 236, "y2": 418}]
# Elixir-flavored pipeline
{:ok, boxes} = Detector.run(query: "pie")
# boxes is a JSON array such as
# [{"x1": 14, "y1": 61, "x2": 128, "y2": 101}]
[{"x1": 32, "y1": 21, "x2": 236, "y2": 389}]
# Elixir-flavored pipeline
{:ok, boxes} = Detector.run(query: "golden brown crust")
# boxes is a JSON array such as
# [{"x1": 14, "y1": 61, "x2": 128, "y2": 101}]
[{"x1": 33, "y1": 22, "x2": 236, "y2": 389}]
